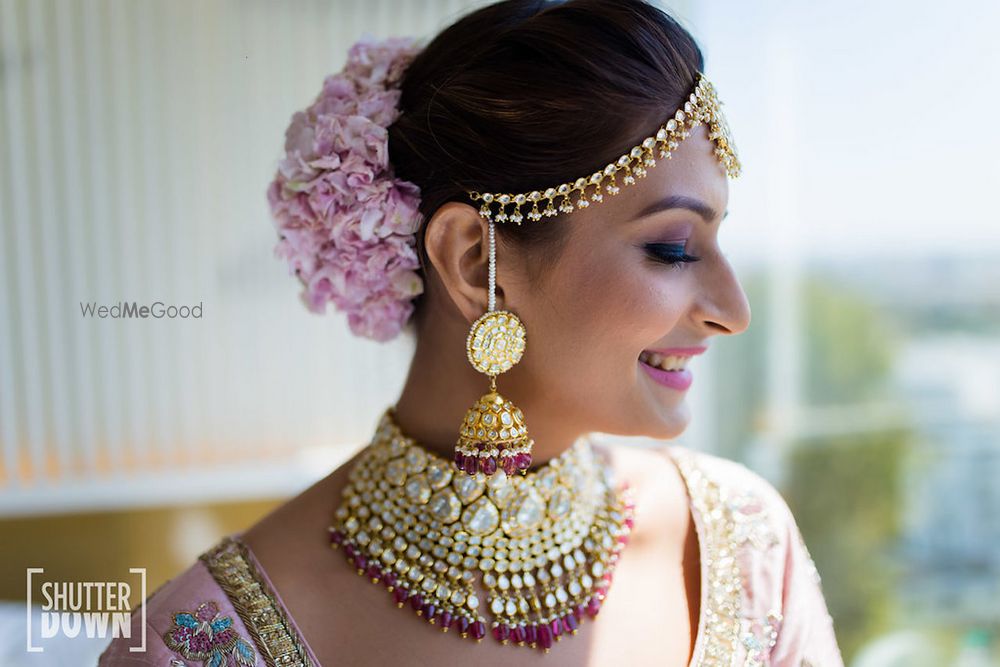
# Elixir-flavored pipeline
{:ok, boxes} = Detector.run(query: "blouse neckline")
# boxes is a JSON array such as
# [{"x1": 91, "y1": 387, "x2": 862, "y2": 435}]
[
  {"x1": 662, "y1": 445, "x2": 710, "y2": 667},
  {"x1": 664, "y1": 445, "x2": 746, "y2": 667}
]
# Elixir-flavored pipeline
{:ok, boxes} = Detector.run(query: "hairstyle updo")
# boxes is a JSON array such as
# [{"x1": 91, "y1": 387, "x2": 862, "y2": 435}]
[{"x1": 387, "y1": 0, "x2": 705, "y2": 332}]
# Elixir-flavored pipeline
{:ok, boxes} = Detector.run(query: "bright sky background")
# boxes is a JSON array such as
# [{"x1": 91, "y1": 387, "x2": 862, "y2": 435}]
[{"x1": 679, "y1": 0, "x2": 1000, "y2": 261}]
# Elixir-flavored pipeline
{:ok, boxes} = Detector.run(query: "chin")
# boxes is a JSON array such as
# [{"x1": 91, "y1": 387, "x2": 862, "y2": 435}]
[{"x1": 650, "y1": 401, "x2": 692, "y2": 440}]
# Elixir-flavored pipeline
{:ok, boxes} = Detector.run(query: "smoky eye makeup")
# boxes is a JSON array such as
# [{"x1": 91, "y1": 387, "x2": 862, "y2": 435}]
[{"x1": 643, "y1": 241, "x2": 701, "y2": 267}]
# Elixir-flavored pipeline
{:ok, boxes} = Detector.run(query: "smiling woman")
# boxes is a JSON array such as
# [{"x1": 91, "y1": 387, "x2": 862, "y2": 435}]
[{"x1": 98, "y1": 1, "x2": 844, "y2": 666}]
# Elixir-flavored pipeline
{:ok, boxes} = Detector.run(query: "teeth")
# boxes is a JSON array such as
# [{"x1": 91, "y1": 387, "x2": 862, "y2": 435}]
[{"x1": 640, "y1": 351, "x2": 690, "y2": 371}]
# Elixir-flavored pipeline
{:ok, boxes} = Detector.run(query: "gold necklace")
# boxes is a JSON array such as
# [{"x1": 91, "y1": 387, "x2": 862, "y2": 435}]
[{"x1": 328, "y1": 406, "x2": 636, "y2": 653}]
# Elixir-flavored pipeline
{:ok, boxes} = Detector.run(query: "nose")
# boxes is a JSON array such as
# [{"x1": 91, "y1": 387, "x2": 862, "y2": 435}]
[{"x1": 691, "y1": 250, "x2": 751, "y2": 336}]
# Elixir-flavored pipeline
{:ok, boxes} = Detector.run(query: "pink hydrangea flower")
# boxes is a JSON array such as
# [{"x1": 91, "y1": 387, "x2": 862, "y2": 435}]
[{"x1": 267, "y1": 34, "x2": 426, "y2": 342}]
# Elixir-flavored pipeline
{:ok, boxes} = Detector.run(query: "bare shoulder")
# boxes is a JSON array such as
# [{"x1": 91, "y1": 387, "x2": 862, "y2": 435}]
[
  {"x1": 240, "y1": 446, "x2": 366, "y2": 568},
  {"x1": 235, "y1": 446, "x2": 382, "y2": 656},
  {"x1": 235, "y1": 444, "x2": 372, "y2": 610}
]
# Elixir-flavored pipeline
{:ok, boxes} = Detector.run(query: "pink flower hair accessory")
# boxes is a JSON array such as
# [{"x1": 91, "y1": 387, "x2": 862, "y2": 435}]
[{"x1": 266, "y1": 33, "x2": 426, "y2": 342}]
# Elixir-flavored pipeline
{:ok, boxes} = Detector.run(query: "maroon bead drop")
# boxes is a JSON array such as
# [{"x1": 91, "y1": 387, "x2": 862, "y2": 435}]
[
  {"x1": 464, "y1": 455, "x2": 478, "y2": 476},
  {"x1": 455, "y1": 616, "x2": 471, "y2": 636},
  {"x1": 564, "y1": 613, "x2": 579, "y2": 632},
  {"x1": 453, "y1": 451, "x2": 465, "y2": 471},
  {"x1": 470, "y1": 620, "x2": 486, "y2": 640},
  {"x1": 491, "y1": 623, "x2": 510, "y2": 642},
  {"x1": 537, "y1": 624, "x2": 553, "y2": 650},
  {"x1": 502, "y1": 456, "x2": 518, "y2": 476},
  {"x1": 550, "y1": 618, "x2": 563, "y2": 638},
  {"x1": 481, "y1": 456, "x2": 497, "y2": 475},
  {"x1": 525, "y1": 623, "x2": 538, "y2": 645},
  {"x1": 409, "y1": 593, "x2": 424, "y2": 612},
  {"x1": 511, "y1": 624, "x2": 527, "y2": 644},
  {"x1": 392, "y1": 587, "x2": 409, "y2": 606},
  {"x1": 585, "y1": 596, "x2": 601, "y2": 618},
  {"x1": 439, "y1": 611, "x2": 452, "y2": 630},
  {"x1": 423, "y1": 602, "x2": 437, "y2": 621}
]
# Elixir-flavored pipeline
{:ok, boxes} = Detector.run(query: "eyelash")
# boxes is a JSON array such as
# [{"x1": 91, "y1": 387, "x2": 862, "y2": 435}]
[{"x1": 645, "y1": 243, "x2": 702, "y2": 270}]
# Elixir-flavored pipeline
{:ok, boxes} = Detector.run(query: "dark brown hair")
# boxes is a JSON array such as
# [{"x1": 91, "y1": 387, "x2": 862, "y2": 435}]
[{"x1": 388, "y1": 0, "x2": 705, "y2": 329}]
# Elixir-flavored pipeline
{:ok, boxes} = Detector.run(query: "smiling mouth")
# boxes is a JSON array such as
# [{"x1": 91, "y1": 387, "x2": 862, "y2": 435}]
[{"x1": 638, "y1": 350, "x2": 692, "y2": 372}]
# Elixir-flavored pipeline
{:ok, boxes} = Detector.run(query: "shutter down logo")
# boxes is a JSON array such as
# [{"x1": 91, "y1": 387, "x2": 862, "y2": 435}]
[{"x1": 26, "y1": 567, "x2": 146, "y2": 653}]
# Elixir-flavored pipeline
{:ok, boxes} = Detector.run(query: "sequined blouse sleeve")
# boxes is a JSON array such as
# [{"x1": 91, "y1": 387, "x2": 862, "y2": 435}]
[
  {"x1": 671, "y1": 448, "x2": 846, "y2": 667},
  {"x1": 767, "y1": 490, "x2": 845, "y2": 667}
]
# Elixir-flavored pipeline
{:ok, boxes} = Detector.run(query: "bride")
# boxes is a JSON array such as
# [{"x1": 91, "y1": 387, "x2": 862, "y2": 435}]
[{"x1": 100, "y1": 0, "x2": 844, "y2": 665}]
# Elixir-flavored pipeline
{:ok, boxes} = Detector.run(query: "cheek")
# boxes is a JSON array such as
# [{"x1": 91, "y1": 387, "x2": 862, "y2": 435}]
[
  {"x1": 573, "y1": 258, "x2": 685, "y2": 343},
  {"x1": 525, "y1": 255, "x2": 685, "y2": 378}
]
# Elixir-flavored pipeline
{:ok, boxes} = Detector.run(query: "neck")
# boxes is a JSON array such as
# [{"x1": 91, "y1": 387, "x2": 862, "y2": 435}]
[{"x1": 392, "y1": 326, "x2": 587, "y2": 471}]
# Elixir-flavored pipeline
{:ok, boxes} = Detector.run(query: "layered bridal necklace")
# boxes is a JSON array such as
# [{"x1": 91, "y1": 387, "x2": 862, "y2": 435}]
[{"x1": 327, "y1": 406, "x2": 636, "y2": 653}]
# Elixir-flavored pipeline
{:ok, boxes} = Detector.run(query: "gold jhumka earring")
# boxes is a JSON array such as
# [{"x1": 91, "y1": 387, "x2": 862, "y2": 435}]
[{"x1": 453, "y1": 218, "x2": 533, "y2": 478}]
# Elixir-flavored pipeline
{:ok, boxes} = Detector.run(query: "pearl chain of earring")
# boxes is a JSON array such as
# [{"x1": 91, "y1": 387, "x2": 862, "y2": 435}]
[{"x1": 488, "y1": 220, "x2": 497, "y2": 313}]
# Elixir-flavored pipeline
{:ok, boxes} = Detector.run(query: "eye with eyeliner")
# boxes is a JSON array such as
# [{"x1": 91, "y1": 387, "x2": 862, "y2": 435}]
[{"x1": 644, "y1": 242, "x2": 701, "y2": 267}]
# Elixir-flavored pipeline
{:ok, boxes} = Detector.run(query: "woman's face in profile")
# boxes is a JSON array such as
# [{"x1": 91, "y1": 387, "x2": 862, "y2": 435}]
[{"x1": 506, "y1": 123, "x2": 752, "y2": 441}]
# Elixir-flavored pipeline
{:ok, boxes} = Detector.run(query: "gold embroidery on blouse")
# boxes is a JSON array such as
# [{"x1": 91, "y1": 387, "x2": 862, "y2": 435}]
[
  {"x1": 669, "y1": 448, "x2": 746, "y2": 667},
  {"x1": 200, "y1": 536, "x2": 315, "y2": 667}
]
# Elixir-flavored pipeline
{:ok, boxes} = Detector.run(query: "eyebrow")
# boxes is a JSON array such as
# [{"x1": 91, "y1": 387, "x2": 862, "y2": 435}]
[{"x1": 630, "y1": 195, "x2": 728, "y2": 223}]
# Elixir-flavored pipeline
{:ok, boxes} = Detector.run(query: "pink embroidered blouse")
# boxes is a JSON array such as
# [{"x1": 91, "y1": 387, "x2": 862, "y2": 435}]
[{"x1": 98, "y1": 446, "x2": 845, "y2": 666}]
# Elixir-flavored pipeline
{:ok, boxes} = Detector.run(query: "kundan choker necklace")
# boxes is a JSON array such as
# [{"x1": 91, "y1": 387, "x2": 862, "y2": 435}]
[{"x1": 328, "y1": 406, "x2": 636, "y2": 653}]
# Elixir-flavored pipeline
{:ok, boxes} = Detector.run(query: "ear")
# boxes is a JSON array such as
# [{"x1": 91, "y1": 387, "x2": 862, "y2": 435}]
[{"x1": 424, "y1": 201, "x2": 507, "y2": 323}]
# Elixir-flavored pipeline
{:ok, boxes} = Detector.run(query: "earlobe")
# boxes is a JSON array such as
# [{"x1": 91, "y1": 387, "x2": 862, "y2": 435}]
[{"x1": 423, "y1": 201, "x2": 500, "y2": 322}]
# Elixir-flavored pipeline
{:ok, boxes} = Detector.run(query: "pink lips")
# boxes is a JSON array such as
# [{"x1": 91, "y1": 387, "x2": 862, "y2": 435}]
[
  {"x1": 639, "y1": 359, "x2": 693, "y2": 390},
  {"x1": 638, "y1": 346, "x2": 704, "y2": 391}
]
